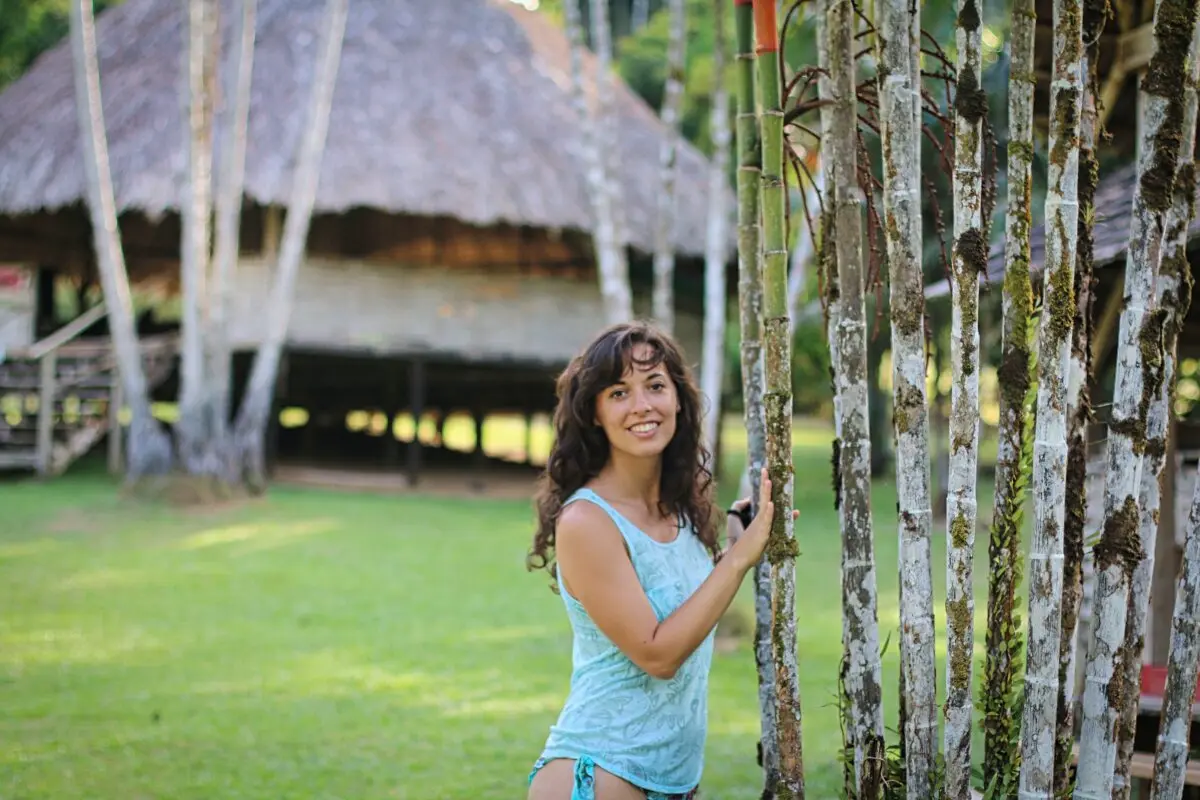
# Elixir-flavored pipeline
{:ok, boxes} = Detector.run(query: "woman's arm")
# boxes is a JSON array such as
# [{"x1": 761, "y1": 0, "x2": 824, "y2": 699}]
[{"x1": 556, "y1": 470, "x2": 780, "y2": 679}]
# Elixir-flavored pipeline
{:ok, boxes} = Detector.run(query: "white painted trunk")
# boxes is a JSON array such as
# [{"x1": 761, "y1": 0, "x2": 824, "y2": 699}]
[
  {"x1": 1151, "y1": 477, "x2": 1200, "y2": 800},
  {"x1": 563, "y1": 0, "x2": 631, "y2": 324},
  {"x1": 231, "y1": 0, "x2": 347, "y2": 489},
  {"x1": 1073, "y1": 0, "x2": 1200, "y2": 792},
  {"x1": 68, "y1": 0, "x2": 173, "y2": 478},
  {"x1": 699, "y1": 0, "x2": 728, "y2": 454},
  {"x1": 944, "y1": 0, "x2": 984, "y2": 794},
  {"x1": 1114, "y1": 13, "x2": 1200, "y2": 794},
  {"x1": 651, "y1": 0, "x2": 685, "y2": 334},
  {"x1": 209, "y1": 0, "x2": 257, "y2": 444},
  {"x1": 1019, "y1": 0, "x2": 1082, "y2": 794},
  {"x1": 829, "y1": 2, "x2": 884, "y2": 795},
  {"x1": 983, "y1": 0, "x2": 1035, "y2": 789},
  {"x1": 877, "y1": 0, "x2": 936, "y2": 794}
]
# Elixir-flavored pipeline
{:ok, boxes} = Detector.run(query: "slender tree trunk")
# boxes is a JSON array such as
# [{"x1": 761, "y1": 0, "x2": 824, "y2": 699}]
[
  {"x1": 828, "y1": 2, "x2": 884, "y2": 796},
  {"x1": 733, "y1": 1, "x2": 776, "y2": 789},
  {"x1": 753, "y1": 2, "x2": 804, "y2": 796},
  {"x1": 652, "y1": 0, "x2": 686, "y2": 333},
  {"x1": 210, "y1": 0, "x2": 257, "y2": 451},
  {"x1": 877, "y1": 0, "x2": 936, "y2": 794},
  {"x1": 815, "y1": 3, "x2": 846, "y2": 791},
  {"x1": 564, "y1": 0, "x2": 631, "y2": 323},
  {"x1": 633, "y1": 0, "x2": 652, "y2": 31},
  {"x1": 1073, "y1": 1, "x2": 1199, "y2": 794},
  {"x1": 68, "y1": 0, "x2": 173, "y2": 479},
  {"x1": 700, "y1": 0, "x2": 729, "y2": 454},
  {"x1": 1151, "y1": 464, "x2": 1200, "y2": 800},
  {"x1": 229, "y1": 0, "x2": 347, "y2": 491},
  {"x1": 591, "y1": 0, "x2": 630, "y2": 273},
  {"x1": 787, "y1": 158, "x2": 821, "y2": 341},
  {"x1": 176, "y1": 0, "x2": 218, "y2": 472},
  {"x1": 1053, "y1": 9, "x2": 1104, "y2": 790},
  {"x1": 944, "y1": 0, "x2": 986, "y2": 793},
  {"x1": 982, "y1": 0, "x2": 1035, "y2": 791},
  {"x1": 1113, "y1": 11, "x2": 1200, "y2": 796},
  {"x1": 1015, "y1": 0, "x2": 1083, "y2": 794}
]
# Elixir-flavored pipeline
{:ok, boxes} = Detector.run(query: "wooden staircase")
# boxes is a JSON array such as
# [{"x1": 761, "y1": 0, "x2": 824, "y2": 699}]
[{"x1": 0, "y1": 306, "x2": 176, "y2": 476}]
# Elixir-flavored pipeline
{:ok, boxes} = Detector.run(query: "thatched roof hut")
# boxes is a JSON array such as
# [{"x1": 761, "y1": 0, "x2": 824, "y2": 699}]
[{"x1": 0, "y1": 0, "x2": 719, "y2": 256}]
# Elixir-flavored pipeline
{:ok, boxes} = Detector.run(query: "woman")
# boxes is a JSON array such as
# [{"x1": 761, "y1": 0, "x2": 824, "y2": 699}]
[{"x1": 525, "y1": 322, "x2": 792, "y2": 800}]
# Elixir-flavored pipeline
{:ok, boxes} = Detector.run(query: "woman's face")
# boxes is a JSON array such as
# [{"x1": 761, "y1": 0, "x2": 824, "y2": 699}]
[{"x1": 593, "y1": 343, "x2": 679, "y2": 459}]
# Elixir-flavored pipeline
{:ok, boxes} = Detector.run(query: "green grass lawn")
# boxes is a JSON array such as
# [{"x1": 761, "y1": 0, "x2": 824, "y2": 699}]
[{"x1": 0, "y1": 420, "x2": 999, "y2": 799}]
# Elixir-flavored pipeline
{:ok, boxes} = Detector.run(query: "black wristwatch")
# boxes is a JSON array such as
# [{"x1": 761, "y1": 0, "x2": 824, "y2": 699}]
[{"x1": 727, "y1": 505, "x2": 753, "y2": 529}]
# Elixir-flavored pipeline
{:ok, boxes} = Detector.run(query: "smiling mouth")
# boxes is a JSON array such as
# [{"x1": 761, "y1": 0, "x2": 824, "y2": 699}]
[{"x1": 628, "y1": 421, "x2": 660, "y2": 434}]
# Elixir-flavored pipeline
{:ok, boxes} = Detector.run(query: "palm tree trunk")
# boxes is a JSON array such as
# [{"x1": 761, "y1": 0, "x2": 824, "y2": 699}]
[
  {"x1": 564, "y1": 0, "x2": 631, "y2": 323},
  {"x1": 733, "y1": 1, "x2": 776, "y2": 788},
  {"x1": 700, "y1": 0, "x2": 729, "y2": 454},
  {"x1": 1073, "y1": 1, "x2": 1199, "y2": 794},
  {"x1": 177, "y1": 0, "x2": 219, "y2": 474},
  {"x1": 877, "y1": 0, "x2": 936, "y2": 794},
  {"x1": 68, "y1": 0, "x2": 173, "y2": 479},
  {"x1": 982, "y1": 0, "x2": 1035, "y2": 792},
  {"x1": 828, "y1": 2, "x2": 884, "y2": 796},
  {"x1": 944, "y1": 0, "x2": 986, "y2": 794},
  {"x1": 229, "y1": 0, "x2": 347, "y2": 491},
  {"x1": 1112, "y1": 11, "x2": 1200, "y2": 796},
  {"x1": 753, "y1": 1, "x2": 804, "y2": 796},
  {"x1": 652, "y1": 0, "x2": 686, "y2": 333},
  {"x1": 209, "y1": 0, "x2": 257, "y2": 451}
]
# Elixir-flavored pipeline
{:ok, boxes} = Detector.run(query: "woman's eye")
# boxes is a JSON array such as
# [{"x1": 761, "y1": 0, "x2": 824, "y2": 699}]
[{"x1": 651, "y1": 383, "x2": 665, "y2": 391}]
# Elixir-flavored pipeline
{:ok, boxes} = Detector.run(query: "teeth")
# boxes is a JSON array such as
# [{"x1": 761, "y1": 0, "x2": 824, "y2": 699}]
[{"x1": 630, "y1": 422, "x2": 658, "y2": 433}]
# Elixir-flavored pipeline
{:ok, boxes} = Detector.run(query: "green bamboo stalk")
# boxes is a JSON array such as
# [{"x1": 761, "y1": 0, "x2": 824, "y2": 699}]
[
  {"x1": 752, "y1": 1, "x2": 803, "y2": 797},
  {"x1": 733, "y1": 0, "x2": 777, "y2": 791}
]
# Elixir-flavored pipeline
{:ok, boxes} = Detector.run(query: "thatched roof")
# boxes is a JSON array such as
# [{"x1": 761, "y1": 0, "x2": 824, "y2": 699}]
[
  {"x1": 0, "y1": 0, "x2": 722, "y2": 258},
  {"x1": 926, "y1": 163, "x2": 1200, "y2": 298}
]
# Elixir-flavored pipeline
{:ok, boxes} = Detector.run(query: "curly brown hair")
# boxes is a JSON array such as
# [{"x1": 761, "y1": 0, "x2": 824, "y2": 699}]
[{"x1": 526, "y1": 321, "x2": 719, "y2": 585}]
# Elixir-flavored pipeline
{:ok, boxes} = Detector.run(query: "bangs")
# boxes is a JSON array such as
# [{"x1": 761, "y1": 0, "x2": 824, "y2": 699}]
[{"x1": 590, "y1": 328, "x2": 669, "y2": 387}]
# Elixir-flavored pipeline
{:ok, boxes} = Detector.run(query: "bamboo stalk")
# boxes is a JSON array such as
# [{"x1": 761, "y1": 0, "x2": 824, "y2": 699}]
[
  {"x1": 753, "y1": 1, "x2": 804, "y2": 796},
  {"x1": 1017, "y1": 0, "x2": 1083, "y2": 794},
  {"x1": 827, "y1": 1, "x2": 884, "y2": 797},
  {"x1": 1072, "y1": 1, "x2": 1200, "y2": 795},
  {"x1": 876, "y1": 0, "x2": 936, "y2": 794},
  {"x1": 944, "y1": 0, "x2": 986, "y2": 793},
  {"x1": 733, "y1": 0, "x2": 776, "y2": 789}
]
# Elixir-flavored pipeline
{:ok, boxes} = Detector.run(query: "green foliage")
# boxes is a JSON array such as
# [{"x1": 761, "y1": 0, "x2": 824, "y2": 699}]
[{"x1": 0, "y1": 0, "x2": 122, "y2": 89}]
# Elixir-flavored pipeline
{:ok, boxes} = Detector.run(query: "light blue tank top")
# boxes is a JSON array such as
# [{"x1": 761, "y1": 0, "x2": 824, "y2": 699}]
[{"x1": 537, "y1": 487, "x2": 717, "y2": 795}]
